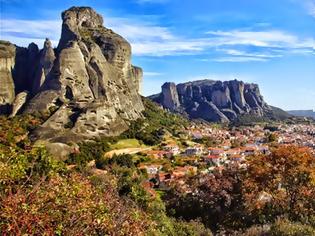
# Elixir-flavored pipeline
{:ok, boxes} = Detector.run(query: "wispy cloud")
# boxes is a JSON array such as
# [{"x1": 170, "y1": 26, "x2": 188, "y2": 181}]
[
  {"x1": 213, "y1": 57, "x2": 268, "y2": 63},
  {"x1": 106, "y1": 17, "x2": 175, "y2": 41},
  {"x1": 206, "y1": 30, "x2": 315, "y2": 49},
  {"x1": 218, "y1": 49, "x2": 283, "y2": 59},
  {"x1": 0, "y1": 19, "x2": 61, "y2": 47},
  {"x1": 1, "y1": 17, "x2": 314, "y2": 61}
]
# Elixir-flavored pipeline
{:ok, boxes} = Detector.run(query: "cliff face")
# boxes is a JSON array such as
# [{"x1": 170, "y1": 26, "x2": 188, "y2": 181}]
[
  {"x1": 0, "y1": 7, "x2": 144, "y2": 142},
  {"x1": 0, "y1": 41, "x2": 16, "y2": 114},
  {"x1": 150, "y1": 79, "x2": 272, "y2": 123}
]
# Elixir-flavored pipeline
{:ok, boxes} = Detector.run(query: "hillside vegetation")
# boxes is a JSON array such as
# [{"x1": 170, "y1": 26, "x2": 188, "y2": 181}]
[
  {"x1": 1, "y1": 101, "x2": 315, "y2": 235},
  {"x1": 0, "y1": 107, "x2": 209, "y2": 235}
]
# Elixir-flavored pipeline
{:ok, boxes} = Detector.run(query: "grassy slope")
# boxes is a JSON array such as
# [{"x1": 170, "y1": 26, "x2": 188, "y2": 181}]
[{"x1": 110, "y1": 139, "x2": 145, "y2": 149}]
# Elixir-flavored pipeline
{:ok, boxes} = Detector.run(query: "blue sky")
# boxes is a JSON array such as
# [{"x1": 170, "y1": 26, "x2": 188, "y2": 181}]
[{"x1": 1, "y1": 0, "x2": 314, "y2": 110}]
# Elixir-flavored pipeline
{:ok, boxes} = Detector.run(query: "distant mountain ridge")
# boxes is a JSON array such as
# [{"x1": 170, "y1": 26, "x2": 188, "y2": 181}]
[
  {"x1": 287, "y1": 110, "x2": 315, "y2": 119},
  {"x1": 149, "y1": 79, "x2": 290, "y2": 123}
]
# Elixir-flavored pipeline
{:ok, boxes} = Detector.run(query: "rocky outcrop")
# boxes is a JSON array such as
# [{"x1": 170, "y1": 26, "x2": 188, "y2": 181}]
[
  {"x1": 0, "y1": 41, "x2": 16, "y2": 114},
  {"x1": 131, "y1": 66, "x2": 143, "y2": 93},
  {"x1": 32, "y1": 38, "x2": 56, "y2": 94},
  {"x1": 161, "y1": 82, "x2": 180, "y2": 111},
  {"x1": 10, "y1": 91, "x2": 29, "y2": 117},
  {"x1": 150, "y1": 79, "x2": 272, "y2": 123},
  {"x1": 0, "y1": 7, "x2": 144, "y2": 143}
]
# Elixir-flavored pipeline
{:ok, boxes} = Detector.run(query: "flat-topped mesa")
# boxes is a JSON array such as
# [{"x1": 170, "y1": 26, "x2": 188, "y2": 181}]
[{"x1": 150, "y1": 79, "x2": 272, "y2": 123}]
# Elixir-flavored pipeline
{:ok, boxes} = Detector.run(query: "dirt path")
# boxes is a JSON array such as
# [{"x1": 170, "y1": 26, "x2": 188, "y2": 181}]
[{"x1": 104, "y1": 147, "x2": 152, "y2": 157}]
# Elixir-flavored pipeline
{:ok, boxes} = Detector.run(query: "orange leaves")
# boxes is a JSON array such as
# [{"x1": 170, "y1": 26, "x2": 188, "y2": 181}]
[
  {"x1": 0, "y1": 171, "x2": 152, "y2": 235},
  {"x1": 242, "y1": 145, "x2": 315, "y2": 222}
]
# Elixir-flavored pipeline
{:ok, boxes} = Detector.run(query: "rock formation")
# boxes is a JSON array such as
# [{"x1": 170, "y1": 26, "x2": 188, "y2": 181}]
[
  {"x1": 287, "y1": 110, "x2": 315, "y2": 119},
  {"x1": 0, "y1": 7, "x2": 144, "y2": 143},
  {"x1": 10, "y1": 91, "x2": 29, "y2": 117},
  {"x1": 0, "y1": 41, "x2": 16, "y2": 114},
  {"x1": 150, "y1": 79, "x2": 274, "y2": 123},
  {"x1": 161, "y1": 82, "x2": 181, "y2": 111},
  {"x1": 31, "y1": 38, "x2": 56, "y2": 94}
]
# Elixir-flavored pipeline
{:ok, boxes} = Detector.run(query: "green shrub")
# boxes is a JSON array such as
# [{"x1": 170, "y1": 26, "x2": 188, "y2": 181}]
[
  {"x1": 66, "y1": 138, "x2": 112, "y2": 166},
  {"x1": 96, "y1": 154, "x2": 134, "y2": 170},
  {"x1": 173, "y1": 220, "x2": 213, "y2": 236},
  {"x1": 269, "y1": 219, "x2": 315, "y2": 236},
  {"x1": 121, "y1": 97, "x2": 189, "y2": 146}
]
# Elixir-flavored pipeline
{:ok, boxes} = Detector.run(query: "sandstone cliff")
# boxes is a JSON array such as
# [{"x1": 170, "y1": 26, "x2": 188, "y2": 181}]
[
  {"x1": 0, "y1": 41, "x2": 16, "y2": 114},
  {"x1": 150, "y1": 79, "x2": 276, "y2": 123},
  {"x1": 0, "y1": 7, "x2": 144, "y2": 142}
]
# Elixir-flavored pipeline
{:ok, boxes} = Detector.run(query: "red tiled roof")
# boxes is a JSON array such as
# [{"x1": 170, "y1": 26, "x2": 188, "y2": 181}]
[{"x1": 206, "y1": 155, "x2": 221, "y2": 159}]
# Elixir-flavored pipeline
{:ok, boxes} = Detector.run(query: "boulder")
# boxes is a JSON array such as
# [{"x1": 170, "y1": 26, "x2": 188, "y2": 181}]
[{"x1": 10, "y1": 91, "x2": 29, "y2": 117}]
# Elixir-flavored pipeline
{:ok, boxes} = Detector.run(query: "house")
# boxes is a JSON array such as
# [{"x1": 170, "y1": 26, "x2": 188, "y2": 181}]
[
  {"x1": 204, "y1": 155, "x2": 222, "y2": 166},
  {"x1": 258, "y1": 145, "x2": 270, "y2": 155},
  {"x1": 156, "y1": 172, "x2": 172, "y2": 182},
  {"x1": 192, "y1": 131, "x2": 203, "y2": 139},
  {"x1": 208, "y1": 147, "x2": 225, "y2": 156},
  {"x1": 185, "y1": 146, "x2": 203, "y2": 156},
  {"x1": 225, "y1": 148, "x2": 241, "y2": 157},
  {"x1": 241, "y1": 146, "x2": 257, "y2": 156},
  {"x1": 146, "y1": 150, "x2": 172, "y2": 158},
  {"x1": 228, "y1": 154, "x2": 244, "y2": 162},
  {"x1": 163, "y1": 144, "x2": 180, "y2": 155},
  {"x1": 139, "y1": 164, "x2": 162, "y2": 175},
  {"x1": 221, "y1": 140, "x2": 232, "y2": 150},
  {"x1": 141, "y1": 181, "x2": 156, "y2": 198},
  {"x1": 172, "y1": 166, "x2": 197, "y2": 178}
]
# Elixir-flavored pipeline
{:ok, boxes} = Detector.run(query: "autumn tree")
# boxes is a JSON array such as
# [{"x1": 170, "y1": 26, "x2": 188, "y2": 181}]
[
  {"x1": 164, "y1": 164, "x2": 245, "y2": 231},
  {"x1": 242, "y1": 145, "x2": 315, "y2": 224}
]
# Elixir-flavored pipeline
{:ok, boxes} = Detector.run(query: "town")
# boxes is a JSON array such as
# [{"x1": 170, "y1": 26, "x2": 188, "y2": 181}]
[{"x1": 107, "y1": 121, "x2": 315, "y2": 194}]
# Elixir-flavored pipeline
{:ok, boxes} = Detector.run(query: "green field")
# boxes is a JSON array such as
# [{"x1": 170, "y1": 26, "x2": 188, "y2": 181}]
[{"x1": 110, "y1": 139, "x2": 145, "y2": 149}]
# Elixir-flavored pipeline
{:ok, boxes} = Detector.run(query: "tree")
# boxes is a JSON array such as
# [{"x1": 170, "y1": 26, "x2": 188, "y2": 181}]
[
  {"x1": 164, "y1": 164, "x2": 244, "y2": 231},
  {"x1": 266, "y1": 132, "x2": 278, "y2": 143},
  {"x1": 242, "y1": 145, "x2": 315, "y2": 224}
]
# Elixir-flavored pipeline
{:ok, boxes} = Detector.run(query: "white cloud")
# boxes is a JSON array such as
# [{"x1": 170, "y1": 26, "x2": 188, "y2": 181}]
[
  {"x1": 206, "y1": 30, "x2": 315, "y2": 49},
  {"x1": 106, "y1": 17, "x2": 175, "y2": 41},
  {"x1": 1, "y1": 17, "x2": 314, "y2": 60},
  {"x1": 0, "y1": 19, "x2": 61, "y2": 48},
  {"x1": 218, "y1": 49, "x2": 283, "y2": 59}
]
